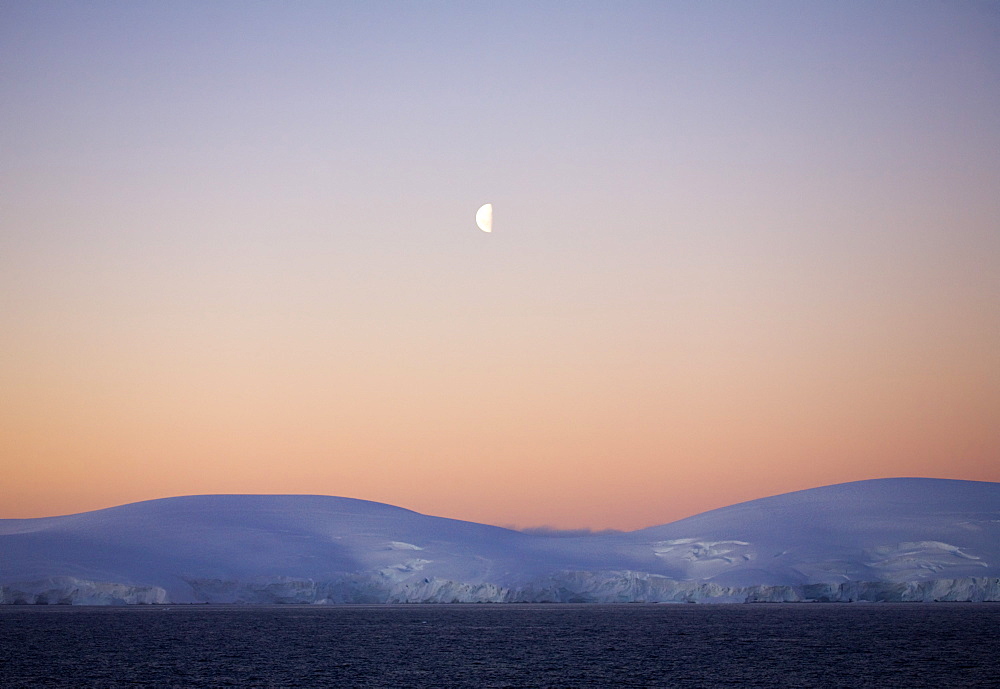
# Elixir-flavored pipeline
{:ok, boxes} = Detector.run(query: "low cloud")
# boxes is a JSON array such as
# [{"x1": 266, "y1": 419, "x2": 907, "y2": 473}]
[{"x1": 518, "y1": 526, "x2": 622, "y2": 538}]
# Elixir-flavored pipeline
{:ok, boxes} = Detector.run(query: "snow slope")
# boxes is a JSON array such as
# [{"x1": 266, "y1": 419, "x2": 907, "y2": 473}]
[{"x1": 1, "y1": 479, "x2": 998, "y2": 603}]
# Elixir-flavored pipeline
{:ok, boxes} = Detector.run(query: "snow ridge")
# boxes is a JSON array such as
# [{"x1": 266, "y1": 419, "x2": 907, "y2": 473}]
[{"x1": 1, "y1": 478, "x2": 998, "y2": 604}]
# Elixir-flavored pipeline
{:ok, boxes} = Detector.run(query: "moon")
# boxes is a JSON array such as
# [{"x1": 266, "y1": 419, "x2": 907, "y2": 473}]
[{"x1": 475, "y1": 203, "x2": 493, "y2": 233}]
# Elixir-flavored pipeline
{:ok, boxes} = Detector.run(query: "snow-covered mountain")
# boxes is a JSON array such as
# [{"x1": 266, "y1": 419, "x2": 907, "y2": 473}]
[{"x1": 2, "y1": 478, "x2": 998, "y2": 604}]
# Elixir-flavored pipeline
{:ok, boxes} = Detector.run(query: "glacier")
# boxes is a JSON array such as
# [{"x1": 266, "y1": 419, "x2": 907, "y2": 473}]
[{"x1": 1, "y1": 478, "x2": 998, "y2": 605}]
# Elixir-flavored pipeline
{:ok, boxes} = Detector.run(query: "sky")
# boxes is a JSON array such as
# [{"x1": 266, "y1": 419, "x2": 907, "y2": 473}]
[{"x1": 2, "y1": 0, "x2": 998, "y2": 530}]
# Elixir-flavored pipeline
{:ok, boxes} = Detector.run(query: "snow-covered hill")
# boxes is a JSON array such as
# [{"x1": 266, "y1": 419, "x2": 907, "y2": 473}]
[{"x1": 2, "y1": 479, "x2": 998, "y2": 604}]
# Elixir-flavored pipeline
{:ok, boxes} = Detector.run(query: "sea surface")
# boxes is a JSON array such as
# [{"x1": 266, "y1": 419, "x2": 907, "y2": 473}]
[{"x1": 1, "y1": 603, "x2": 997, "y2": 688}]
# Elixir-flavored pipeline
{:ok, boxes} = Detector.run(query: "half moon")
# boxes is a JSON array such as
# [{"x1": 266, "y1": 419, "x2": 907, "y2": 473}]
[{"x1": 475, "y1": 203, "x2": 493, "y2": 233}]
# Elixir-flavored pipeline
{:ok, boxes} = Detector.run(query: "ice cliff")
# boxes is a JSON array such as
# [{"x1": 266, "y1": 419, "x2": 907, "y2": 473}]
[{"x1": 4, "y1": 574, "x2": 996, "y2": 605}]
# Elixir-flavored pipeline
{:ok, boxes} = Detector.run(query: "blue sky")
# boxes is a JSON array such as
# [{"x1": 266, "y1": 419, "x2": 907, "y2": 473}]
[{"x1": 2, "y1": 1, "x2": 998, "y2": 527}]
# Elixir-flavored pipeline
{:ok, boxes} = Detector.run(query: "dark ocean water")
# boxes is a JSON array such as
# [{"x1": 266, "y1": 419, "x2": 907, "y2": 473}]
[{"x1": 0, "y1": 604, "x2": 997, "y2": 688}]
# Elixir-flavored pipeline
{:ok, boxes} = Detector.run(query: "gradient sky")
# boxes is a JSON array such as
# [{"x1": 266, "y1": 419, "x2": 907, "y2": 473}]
[{"x1": 2, "y1": 1, "x2": 998, "y2": 529}]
